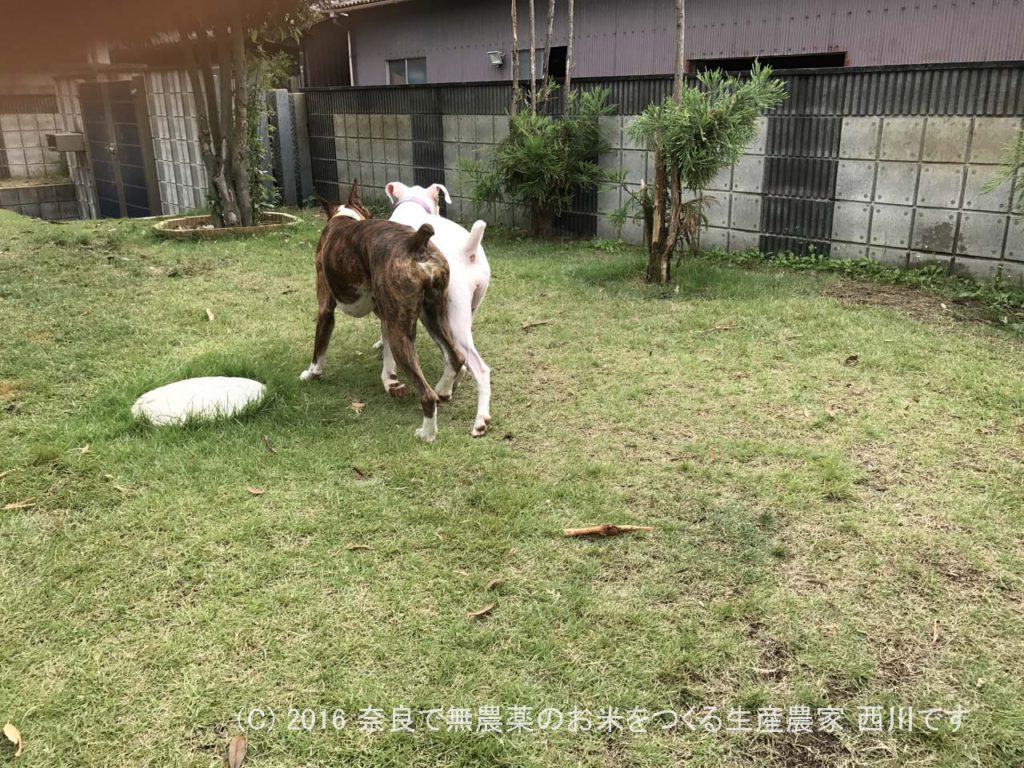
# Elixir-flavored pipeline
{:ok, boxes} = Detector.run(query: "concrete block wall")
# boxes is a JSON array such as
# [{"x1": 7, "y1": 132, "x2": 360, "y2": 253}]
[
  {"x1": 56, "y1": 70, "x2": 282, "y2": 219},
  {"x1": 829, "y1": 116, "x2": 1022, "y2": 281},
  {"x1": 332, "y1": 112, "x2": 415, "y2": 206},
  {"x1": 0, "y1": 182, "x2": 78, "y2": 220},
  {"x1": 0, "y1": 76, "x2": 67, "y2": 180},
  {"x1": 0, "y1": 111, "x2": 66, "y2": 179},
  {"x1": 305, "y1": 67, "x2": 1024, "y2": 282},
  {"x1": 54, "y1": 77, "x2": 95, "y2": 219},
  {"x1": 145, "y1": 71, "x2": 208, "y2": 215},
  {"x1": 441, "y1": 114, "x2": 524, "y2": 229},
  {"x1": 272, "y1": 91, "x2": 314, "y2": 207}
]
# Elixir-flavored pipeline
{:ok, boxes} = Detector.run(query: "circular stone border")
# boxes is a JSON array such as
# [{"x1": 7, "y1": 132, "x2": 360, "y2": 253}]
[{"x1": 152, "y1": 211, "x2": 301, "y2": 239}]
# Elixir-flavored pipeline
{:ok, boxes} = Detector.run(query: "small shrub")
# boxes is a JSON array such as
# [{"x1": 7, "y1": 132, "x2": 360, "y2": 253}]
[
  {"x1": 461, "y1": 86, "x2": 621, "y2": 237},
  {"x1": 983, "y1": 128, "x2": 1024, "y2": 214},
  {"x1": 627, "y1": 64, "x2": 787, "y2": 283}
]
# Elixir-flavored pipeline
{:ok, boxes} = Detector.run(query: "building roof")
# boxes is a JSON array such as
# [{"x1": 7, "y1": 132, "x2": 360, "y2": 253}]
[{"x1": 318, "y1": 0, "x2": 411, "y2": 11}]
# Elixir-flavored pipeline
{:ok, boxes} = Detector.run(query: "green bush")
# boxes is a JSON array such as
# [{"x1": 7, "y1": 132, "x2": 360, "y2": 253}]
[
  {"x1": 983, "y1": 128, "x2": 1024, "y2": 214},
  {"x1": 461, "y1": 87, "x2": 620, "y2": 237},
  {"x1": 622, "y1": 64, "x2": 786, "y2": 282}
]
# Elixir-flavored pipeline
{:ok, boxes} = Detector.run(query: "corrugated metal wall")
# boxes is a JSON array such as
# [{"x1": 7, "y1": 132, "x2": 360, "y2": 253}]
[{"x1": 310, "y1": 0, "x2": 1024, "y2": 88}]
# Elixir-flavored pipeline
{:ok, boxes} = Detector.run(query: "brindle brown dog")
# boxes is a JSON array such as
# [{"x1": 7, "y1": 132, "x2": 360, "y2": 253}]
[{"x1": 299, "y1": 181, "x2": 465, "y2": 442}]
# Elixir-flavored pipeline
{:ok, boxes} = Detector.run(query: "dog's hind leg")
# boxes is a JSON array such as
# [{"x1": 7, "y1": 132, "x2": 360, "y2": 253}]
[
  {"x1": 460, "y1": 340, "x2": 491, "y2": 437},
  {"x1": 379, "y1": 319, "x2": 409, "y2": 398},
  {"x1": 421, "y1": 303, "x2": 466, "y2": 405},
  {"x1": 443, "y1": 296, "x2": 491, "y2": 437},
  {"x1": 385, "y1": 320, "x2": 441, "y2": 443},
  {"x1": 300, "y1": 273, "x2": 336, "y2": 381}
]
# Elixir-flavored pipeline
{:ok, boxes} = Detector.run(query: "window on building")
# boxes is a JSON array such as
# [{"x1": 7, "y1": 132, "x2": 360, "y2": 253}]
[
  {"x1": 690, "y1": 52, "x2": 847, "y2": 73},
  {"x1": 516, "y1": 46, "x2": 567, "y2": 79},
  {"x1": 387, "y1": 57, "x2": 427, "y2": 85}
]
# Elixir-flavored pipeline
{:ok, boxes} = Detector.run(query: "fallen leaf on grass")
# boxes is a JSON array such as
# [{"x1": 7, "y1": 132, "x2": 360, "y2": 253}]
[
  {"x1": 932, "y1": 619, "x2": 940, "y2": 643},
  {"x1": 733, "y1": 371, "x2": 749, "y2": 380},
  {"x1": 352, "y1": 466, "x2": 367, "y2": 481},
  {"x1": 246, "y1": 487, "x2": 265, "y2": 496},
  {"x1": 3, "y1": 499, "x2": 35, "y2": 510},
  {"x1": 78, "y1": 444, "x2": 91, "y2": 455},
  {"x1": 844, "y1": 355, "x2": 860, "y2": 367},
  {"x1": 350, "y1": 401, "x2": 366, "y2": 414},
  {"x1": 227, "y1": 733, "x2": 246, "y2": 768},
  {"x1": 346, "y1": 544, "x2": 372, "y2": 551},
  {"x1": 0, "y1": 470, "x2": 10, "y2": 480},
  {"x1": 486, "y1": 579, "x2": 503, "y2": 591},
  {"x1": 205, "y1": 308, "x2": 215, "y2": 322},
  {"x1": 262, "y1": 435, "x2": 276, "y2": 454},
  {"x1": 707, "y1": 319, "x2": 737, "y2": 333},
  {"x1": 563, "y1": 524, "x2": 654, "y2": 538},
  {"x1": 3, "y1": 722, "x2": 23, "y2": 757},
  {"x1": 113, "y1": 485, "x2": 137, "y2": 496},
  {"x1": 468, "y1": 603, "x2": 496, "y2": 619}
]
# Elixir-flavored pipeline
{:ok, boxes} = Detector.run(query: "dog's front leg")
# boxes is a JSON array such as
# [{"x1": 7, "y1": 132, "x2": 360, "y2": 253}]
[{"x1": 300, "y1": 301, "x2": 336, "y2": 382}]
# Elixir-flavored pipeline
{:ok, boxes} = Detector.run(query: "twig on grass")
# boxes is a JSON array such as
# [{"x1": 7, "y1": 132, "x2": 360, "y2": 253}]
[
  {"x1": 563, "y1": 524, "x2": 653, "y2": 538},
  {"x1": 520, "y1": 319, "x2": 553, "y2": 331}
]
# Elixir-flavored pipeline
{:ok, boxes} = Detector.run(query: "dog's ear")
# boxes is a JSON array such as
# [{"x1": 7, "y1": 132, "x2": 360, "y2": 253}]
[
  {"x1": 408, "y1": 223, "x2": 435, "y2": 251},
  {"x1": 428, "y1": 183, "x2": 453, "y2": 205},
  {"x1": 314, "y1": 194, "x2": 339, "y2": 219},
  {"x1": 347, "y1": 179, "x2": 361, "y2": 207},
  {"x1": 385, "y1": 181, "x2": 407, "y2": 204}
]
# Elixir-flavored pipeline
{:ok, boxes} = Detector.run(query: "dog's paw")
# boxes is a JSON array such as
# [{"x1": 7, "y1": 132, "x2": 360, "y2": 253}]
[
  {"x1": 299, "y1": 368, "x2": 321, "y2": 382},
  {"x1": 471, "y1": 415, "x2": 491, "y2": 438},
  {"x1": 415, "y1": 426, "x2": 437, "y2": 443},
  {"x1": 387, "y1": 382, "x2": 409, "y2": 399}
]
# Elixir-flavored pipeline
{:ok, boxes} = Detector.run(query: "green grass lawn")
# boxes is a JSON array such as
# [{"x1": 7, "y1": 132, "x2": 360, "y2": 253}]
[{"x1": 1, "y1": 209, "x2": 1022, "y2": 767}]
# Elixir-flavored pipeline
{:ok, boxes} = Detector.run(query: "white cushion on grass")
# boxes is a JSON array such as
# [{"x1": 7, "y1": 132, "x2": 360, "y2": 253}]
[{"x1": 132, "y1": 376, "x2": 266, "y2": 426}]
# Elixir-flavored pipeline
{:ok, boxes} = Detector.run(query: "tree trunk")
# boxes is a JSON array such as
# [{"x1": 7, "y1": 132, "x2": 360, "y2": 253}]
[
  {"x1": 542, "y1": 0, "x2": 556, "y2": 82},
  {"x1": 183, "y1": 31, "x2": 222, "y2": 227},
  {"x1": 647, "y1": 153, "x2": 670, "y2": 283},
  {"x1": 673, "y1": 0, "x2": 686, "y2": 101},
  {"x1": 532, "y1": 205, "x2": 555, "y2": 238},
  {"x1": 180, "y1": 20, "x2": 249, "y2": 228},
  {"x1": 564, "y1": 0, "x2": 574, "y2": 100},
  {"x1": 230, "y1": 18, "x2": 253, "y2": 226},
  {"x1": 646, "y1": 0, "x2": 686, "y2": 282},
  {"x1": 510, "y1": 0, "x2": 520, "y2": 115},
  {"x1": 528, "y1": 0, "x2": 536, "y2": 113}
]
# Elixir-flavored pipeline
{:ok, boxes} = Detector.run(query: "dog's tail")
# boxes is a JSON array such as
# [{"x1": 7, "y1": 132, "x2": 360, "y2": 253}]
[
  {"x1": 408, "y1": 223, "x2": 450, "y2": 299},
  {"x1": 408, "y1": 223, "x2": 435, "y2": 256},
  {"x1": 463, "y1": 220, "x2": 487, "y2": 264}
]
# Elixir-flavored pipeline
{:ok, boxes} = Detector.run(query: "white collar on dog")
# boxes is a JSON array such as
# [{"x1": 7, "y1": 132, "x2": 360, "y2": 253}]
[{"x1": 332, "y1": 206, "x2": 365, "y2": 221}]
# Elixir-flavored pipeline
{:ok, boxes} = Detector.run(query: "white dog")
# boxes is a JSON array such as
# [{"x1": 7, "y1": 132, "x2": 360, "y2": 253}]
[{"x1": 384, "y1": 181, "x2": 492, "y2": 437}]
